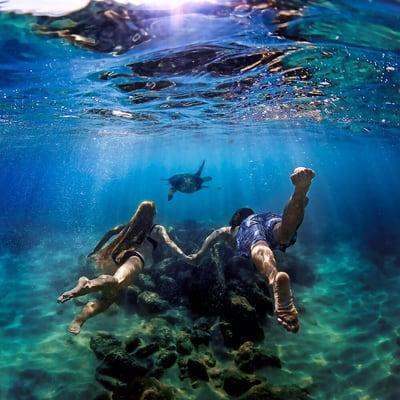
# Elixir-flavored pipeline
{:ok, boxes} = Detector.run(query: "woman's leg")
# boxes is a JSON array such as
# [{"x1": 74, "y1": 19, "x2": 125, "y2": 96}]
[
  {"x1": 251, "y1": 241, "x2": 299, "y2": 333},
  {"x1": 57, "y1": 275, "x2": 114, "y2": 303},
  {"x1": 57, "y1": 256, "x2": 143, "y2": 303},
  {"x1": 68, "y1": 296, "x2": 115, "y2": 335},
  {"x1": 60, "y1": 256, "x2": 143, "y2": 334}
]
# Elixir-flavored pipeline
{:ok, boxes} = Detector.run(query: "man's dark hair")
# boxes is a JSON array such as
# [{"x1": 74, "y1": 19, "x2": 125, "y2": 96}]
[{"x1": 229, "y1": 207, "x2": 254, "y2": 228}]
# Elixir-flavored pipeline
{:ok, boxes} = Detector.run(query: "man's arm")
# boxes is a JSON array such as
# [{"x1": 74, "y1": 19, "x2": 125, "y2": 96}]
[
  {"x1": 154, "y1": 225, "x2": 187, "y2": 257},
  {"x1": 190, "y1": 227, "x2": 231, "y2": 262},
  {"x1": 88, "y1": 224, "x2": 126, "y2": 257}
]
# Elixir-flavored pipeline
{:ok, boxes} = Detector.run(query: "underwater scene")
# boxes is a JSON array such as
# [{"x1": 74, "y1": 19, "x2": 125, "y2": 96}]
[{"x1": 0, "y1": 0, "x2": 399, "y2": 399}]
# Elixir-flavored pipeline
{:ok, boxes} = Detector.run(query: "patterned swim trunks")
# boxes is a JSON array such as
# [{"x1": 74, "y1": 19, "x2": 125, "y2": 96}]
[{"x1": 236, "y1": 212, "x2": 296, "y2": 258}]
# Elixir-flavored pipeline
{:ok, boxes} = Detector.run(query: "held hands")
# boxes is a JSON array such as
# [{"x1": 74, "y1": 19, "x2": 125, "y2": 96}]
[{"x1": 183, "y1": 253, "x2": 201, "y2": 266}]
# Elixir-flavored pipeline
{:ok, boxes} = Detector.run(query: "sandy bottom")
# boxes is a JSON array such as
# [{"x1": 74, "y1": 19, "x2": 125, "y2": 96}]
[{"x1": 0, "y1": 235, "x2": 399, "y2": 400}]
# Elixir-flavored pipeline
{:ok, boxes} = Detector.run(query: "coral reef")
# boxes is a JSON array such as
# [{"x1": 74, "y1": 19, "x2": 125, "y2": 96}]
[{"x1": 88, "y1": 225, "x2": 313, "y2": 399}]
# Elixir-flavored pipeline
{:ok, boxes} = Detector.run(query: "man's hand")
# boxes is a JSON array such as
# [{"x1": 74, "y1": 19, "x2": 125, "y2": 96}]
[
  {"x1": 290, "y1": 167, "x2": 315, "y2": 191},
  {"x1": 185, "y1": 254, "x2": 200, "y2": 266}
]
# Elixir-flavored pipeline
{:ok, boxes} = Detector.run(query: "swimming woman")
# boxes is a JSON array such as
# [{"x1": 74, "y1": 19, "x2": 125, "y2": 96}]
[
  {"x1": 57, "y1": 201, "x2": 189, "y2": 334},
  {"x1": 188, "y1": 167, "x2": 315, "y2": 333}
]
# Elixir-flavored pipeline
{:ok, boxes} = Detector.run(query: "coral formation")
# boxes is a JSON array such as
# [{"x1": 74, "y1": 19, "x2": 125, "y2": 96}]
[{"x1": 88, "y1": 225, "x2": 313, "y2": 399}]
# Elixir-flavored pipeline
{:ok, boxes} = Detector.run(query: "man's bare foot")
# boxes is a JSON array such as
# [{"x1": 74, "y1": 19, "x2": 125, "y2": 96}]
[
  {"x1": 273, "y1": 272, "x2": 299, "y2": 333},
  {"x1": 57, "y1": 276, "x2": 90, "y2": 304},
  {"x1": 68, "y1": 319, "x2": 83, "y2": 335},
  {"x1": 290, "y1": 167, "x2": 315, "y2": 192}
]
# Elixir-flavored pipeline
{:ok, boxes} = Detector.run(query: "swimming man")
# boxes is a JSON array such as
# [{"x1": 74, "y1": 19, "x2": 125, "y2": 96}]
[{"x1": 188, "y1": 167, "x2": 315, "y2": 333}]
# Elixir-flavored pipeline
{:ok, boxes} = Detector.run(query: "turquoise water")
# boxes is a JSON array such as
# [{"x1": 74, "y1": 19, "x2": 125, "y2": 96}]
[{"x1": 0, "y1": 1, "x2": 399, "y2": 399}]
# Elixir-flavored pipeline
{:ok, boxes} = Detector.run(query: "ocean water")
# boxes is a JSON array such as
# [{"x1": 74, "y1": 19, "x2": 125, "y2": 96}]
[{"x1": 0, "y1": 1, "x2": 399, "y2": 399}]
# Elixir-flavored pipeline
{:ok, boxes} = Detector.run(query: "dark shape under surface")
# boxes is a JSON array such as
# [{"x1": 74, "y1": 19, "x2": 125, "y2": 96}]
[{"x1": 164, "y1": 160, "x2": 212, "y2": 201}]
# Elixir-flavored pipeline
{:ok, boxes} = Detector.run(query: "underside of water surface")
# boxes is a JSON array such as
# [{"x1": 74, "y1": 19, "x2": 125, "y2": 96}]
[{"x1": 0, "y1": 1, "x2": 399, "y2": 399}]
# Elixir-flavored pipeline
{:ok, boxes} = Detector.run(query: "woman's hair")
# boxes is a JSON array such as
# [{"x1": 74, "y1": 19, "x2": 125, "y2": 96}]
[
  {"x1": 229, "y1": 207, "x2": 254, "y2": 229},
  {"x1": 95, "y1": 201, "x2": 156, "y2": 265}
]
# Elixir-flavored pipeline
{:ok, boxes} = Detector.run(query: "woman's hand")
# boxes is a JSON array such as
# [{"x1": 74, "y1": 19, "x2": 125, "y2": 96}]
[{"x1": 185, "y1": 253, "x2": 200, "y2": 266}]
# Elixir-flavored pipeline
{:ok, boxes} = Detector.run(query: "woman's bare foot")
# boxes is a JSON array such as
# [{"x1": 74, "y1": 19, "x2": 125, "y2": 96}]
[
  {"x1": 68, "y1": 318, "x2": 84, "y2": 335},
  {"x1": 273, "y1": 272, "x2": 299, "y2": 333},
  {"x1": 57, "y1": 276, "x2": 90, "y2": 304}
]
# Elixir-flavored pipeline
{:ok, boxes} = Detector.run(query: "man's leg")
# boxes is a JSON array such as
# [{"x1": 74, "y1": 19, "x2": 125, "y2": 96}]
[
  {"x1": 275, "y1": 167, "x2": 315, "y2": 245},
  {"x1": 251, "y1": 241, "x2": 299, "y2": 333},
  {"x1": 57, "y1": 256, "x2": 143, "y2": 304}
]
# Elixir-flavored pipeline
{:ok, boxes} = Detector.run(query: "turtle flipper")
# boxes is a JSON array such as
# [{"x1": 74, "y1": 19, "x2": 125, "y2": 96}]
[
  {"x1": 195, "y1": 160, "x2": 205, "y2": 177},
  {"x1": 168, "y1": 187, "x2": 176, "y2": 201}
]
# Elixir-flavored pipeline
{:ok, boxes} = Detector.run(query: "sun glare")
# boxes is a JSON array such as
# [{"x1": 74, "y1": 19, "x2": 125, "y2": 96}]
[
  {"x1": 126, "y1": 0, "x2": 209, "y2": 9},
  {"x1": 0, "y1": 0, "x2": 212, "y2": 16}
]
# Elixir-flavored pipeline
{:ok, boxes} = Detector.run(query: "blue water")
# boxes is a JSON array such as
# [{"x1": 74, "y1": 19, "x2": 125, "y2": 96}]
[{"x1": 0, "y1": 1, "x2": 399, "y2": 399}]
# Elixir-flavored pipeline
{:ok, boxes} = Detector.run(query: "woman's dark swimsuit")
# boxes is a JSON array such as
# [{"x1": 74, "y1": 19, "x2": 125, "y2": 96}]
[
  {"x1": 113, "y1": 225, "x2": 159, "y2": 266},
  {"x1": 236, "y1": 212, "x2": 296, "y2": 257}
]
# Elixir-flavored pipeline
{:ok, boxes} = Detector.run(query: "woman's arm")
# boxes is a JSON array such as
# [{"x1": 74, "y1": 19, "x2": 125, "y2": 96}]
[
  {"x1": 154, "y1": 225, "x2": 187, "y2": 257},
  {"x1": 88, "y1": 224, "x2": 126, "y2": 257},
  {"x1": 190, "y1": 227, "x2": 231, "y2": 262}
]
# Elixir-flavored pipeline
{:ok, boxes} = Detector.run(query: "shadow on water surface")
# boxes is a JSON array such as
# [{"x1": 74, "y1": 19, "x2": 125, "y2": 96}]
[{"x1": 0, "y1": 0, "x2": 399, "y2": 133}]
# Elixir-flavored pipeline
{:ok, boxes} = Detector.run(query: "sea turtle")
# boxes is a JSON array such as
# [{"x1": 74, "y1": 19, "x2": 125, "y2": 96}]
[{"x1": 164, "y1": 160, "x2": 212, "y2": 201}]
